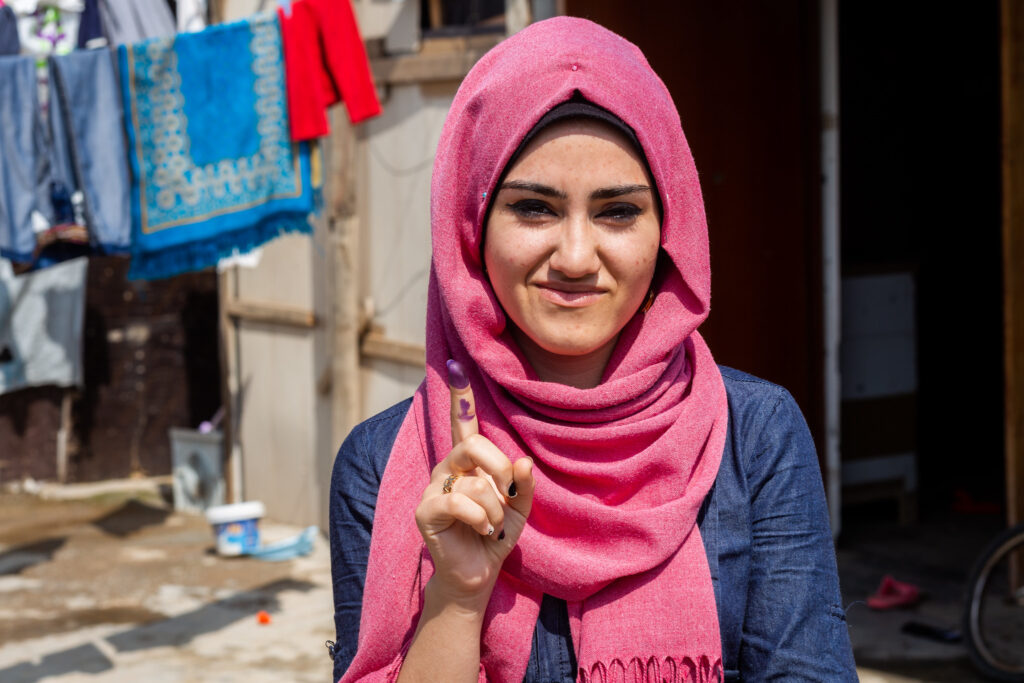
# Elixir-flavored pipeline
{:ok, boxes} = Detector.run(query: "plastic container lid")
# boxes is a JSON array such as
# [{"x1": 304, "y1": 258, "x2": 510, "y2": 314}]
[{"x1": 205, "y1": 501, "x2": 266, "y2": 525}]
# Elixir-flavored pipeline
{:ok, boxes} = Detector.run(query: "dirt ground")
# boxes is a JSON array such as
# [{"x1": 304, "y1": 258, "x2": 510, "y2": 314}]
[
  {"x1": 0, "y1": 479, "x2": 1009, "y2": 682},
  {"x1": 0, "y1": 482, "x2": 334, "y2": 682}
]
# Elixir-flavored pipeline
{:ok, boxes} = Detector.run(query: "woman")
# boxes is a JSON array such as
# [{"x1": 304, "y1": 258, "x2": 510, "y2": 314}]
[{"x1": 330, "y1": 16, "x2": 857, "y2": 683}]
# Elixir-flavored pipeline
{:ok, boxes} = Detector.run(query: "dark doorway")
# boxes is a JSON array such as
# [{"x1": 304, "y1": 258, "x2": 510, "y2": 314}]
[{"x1": 839, "y1": 3, "x2": 1003, "y2": 520}]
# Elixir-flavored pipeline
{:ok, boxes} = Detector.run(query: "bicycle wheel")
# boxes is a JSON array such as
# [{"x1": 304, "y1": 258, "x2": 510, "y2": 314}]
[{"x1": 964, "y1": 522, "x2": 1024, "y2": 681}]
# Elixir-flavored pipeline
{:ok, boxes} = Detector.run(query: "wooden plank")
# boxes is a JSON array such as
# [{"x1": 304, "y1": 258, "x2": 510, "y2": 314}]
[
  {"x1": 361, "y1": 331, "x2": 426, "y2": 368},
  {"x1": 329, "y1": 109, "x2": 363, "y2": 447},
  {"x1": 371, "y1": 35, "x2": 502, "y2": 85},
  {"x1": 224, "y1": 299, "x2": 318, "y2": 329},
  {"x1": 217, "y1": 270, "x2": 239, "y2": 503},
  {"x1": 1003, "y1": 0, "x2": 1024, "y2": 532}
]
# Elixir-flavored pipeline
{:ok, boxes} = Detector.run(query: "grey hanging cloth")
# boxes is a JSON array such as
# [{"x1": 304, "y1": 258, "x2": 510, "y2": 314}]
[
  {"x1": 0, "y1": 6, "x2": 20, "y2": 55},
  {"x1": 98, "y1": 0, "x2": 175, "y2": 45}
]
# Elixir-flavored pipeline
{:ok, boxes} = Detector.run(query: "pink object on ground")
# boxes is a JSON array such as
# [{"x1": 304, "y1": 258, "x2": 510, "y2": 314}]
[
  {"x1": 341, "y1": 17, "x2": 727, "y2": 683},
  {"x1": 867, "y1": 575, "x2": 922, "y2": 610}
]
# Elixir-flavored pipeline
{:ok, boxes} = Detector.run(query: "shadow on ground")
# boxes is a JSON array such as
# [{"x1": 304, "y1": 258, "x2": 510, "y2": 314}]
[
  {"x1": 0, "y1": 538, "x2": 67, "y2": 575},
  {"x1": 91, "y1": 499, "x2": 171, "y2": 537},
  {"x1": 0, "y1": 578, "x2": 316, "y2": 683},
  {"x1": 0, "y1": 644, "x2": 113, "y2": 682}
]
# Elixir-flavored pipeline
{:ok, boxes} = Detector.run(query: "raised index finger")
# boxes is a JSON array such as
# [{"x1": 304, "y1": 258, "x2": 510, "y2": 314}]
[{"x1": 447, "y1": 359, "x2": 479, "y2": 446}]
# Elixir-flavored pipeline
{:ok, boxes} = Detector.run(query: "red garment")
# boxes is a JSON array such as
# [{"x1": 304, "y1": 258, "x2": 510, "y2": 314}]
[{"x1": 278, "y1": 0, "x2": 381, "y2": 141}]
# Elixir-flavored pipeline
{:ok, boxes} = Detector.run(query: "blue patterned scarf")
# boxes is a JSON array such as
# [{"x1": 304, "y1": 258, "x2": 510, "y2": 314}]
[{"x1": 119, "y1": 12, "x2": 318, "y2": 280}]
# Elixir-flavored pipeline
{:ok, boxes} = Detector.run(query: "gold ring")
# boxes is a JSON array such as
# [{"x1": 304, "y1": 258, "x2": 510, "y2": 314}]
[{"x1": 442, "y1": 474, "x2": 462, "y2": 494}]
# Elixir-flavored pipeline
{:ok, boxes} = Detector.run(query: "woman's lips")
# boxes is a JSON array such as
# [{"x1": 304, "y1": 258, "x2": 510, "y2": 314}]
[{"x1": 534, "y1": 283, "x2": 605, "y2": 307}]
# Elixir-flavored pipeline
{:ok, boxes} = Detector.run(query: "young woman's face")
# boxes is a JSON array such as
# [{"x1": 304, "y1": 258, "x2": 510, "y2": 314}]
[{"x1": 484, "y1": 119, "x2": 661, "y2": 378}]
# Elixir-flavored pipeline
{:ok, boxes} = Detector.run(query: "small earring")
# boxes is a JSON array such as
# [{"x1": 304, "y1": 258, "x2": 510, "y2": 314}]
[{"x1": 641, "y1": 288, "x2": 655, "y2": 313}]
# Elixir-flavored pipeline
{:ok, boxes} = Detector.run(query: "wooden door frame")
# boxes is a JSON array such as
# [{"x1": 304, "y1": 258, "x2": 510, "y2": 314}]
[{"x1": 1002, "y1": 0, "x2": 1024, "y2": 530}]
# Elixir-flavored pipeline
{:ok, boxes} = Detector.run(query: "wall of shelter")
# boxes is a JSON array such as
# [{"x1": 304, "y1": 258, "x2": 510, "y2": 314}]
[{"x1": 0, "y1": 260, "x2": 220, "y2": 483}]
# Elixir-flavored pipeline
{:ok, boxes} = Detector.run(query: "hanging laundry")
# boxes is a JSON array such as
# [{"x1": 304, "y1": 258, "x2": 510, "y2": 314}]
[
  {"x1": 8, "y1": 1, "x2": 84, "y2": 126},
  {"x1": 0, "y1": 4, "x2": 20, "y2": 55},
  {"x1": 49, "y1": 47, "x2": 131, "y2": 254},
  {"x1": 0, "y1": 256, "x2": 87, "y2": 395},
  {"x1": 98, "y1": 0, "x2": 174, "y2": 46},
  {"x1": 0, "y1": 55, "x2": 50, "y2": 263},
  {"x1": 119, "y1": 12, "x2": 319, "y2": 281},
  {"x1": 279, "y1": 0, "x2": 381, "y2": 141},
  {"x1": 8, "y1": 0, "x2": 83, "y2": 56},
  {"x1": 176, "y1": 0, "x2": 206, "y2": 34},
  {"x1": 76, "y1": 0, "x2": 105, "y2": 48}
]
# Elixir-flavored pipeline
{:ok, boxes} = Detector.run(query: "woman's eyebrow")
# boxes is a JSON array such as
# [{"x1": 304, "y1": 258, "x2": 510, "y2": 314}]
[
  {"x1": 499, "y1": 180, "x2": 567, "y2": 199},
  {"x1": 590, "y1": 184, "x2": 653, "y2": 200},
  {"x1": 500, "y1": 181, "x2": 652, "y2": 201}
]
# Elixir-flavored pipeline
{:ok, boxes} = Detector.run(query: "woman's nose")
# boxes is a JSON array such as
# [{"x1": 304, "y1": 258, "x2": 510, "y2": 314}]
[{"x1": 548, "y1": 214, "x2": 601, "y2": 278}]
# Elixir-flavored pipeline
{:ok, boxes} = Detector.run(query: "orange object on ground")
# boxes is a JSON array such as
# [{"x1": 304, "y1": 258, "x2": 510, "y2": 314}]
[
  {"x1": 257, "y1": 610, "x2": 272, "y2": 624},
  {"x1": 867, "y1": 575, "x2": 922, "y2": 610}
]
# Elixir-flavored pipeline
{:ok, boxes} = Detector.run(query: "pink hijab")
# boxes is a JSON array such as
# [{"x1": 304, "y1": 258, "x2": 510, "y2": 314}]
[{"x1": 341, "y1": 16, "x2": 727, "y2": 683}]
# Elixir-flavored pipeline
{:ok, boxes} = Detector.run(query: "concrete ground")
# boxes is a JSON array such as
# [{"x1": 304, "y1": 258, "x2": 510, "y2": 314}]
[
  {"x1": 838, "y1": 506, "x2": 1005, "y2": 683},
  {"x1": 0, "y1": 480, "x2": 1010, "y2": 682}
]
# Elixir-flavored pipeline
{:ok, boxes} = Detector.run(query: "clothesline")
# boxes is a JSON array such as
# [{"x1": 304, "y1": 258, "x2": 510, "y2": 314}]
[{"x1": 0, "y1": 0, "x2": 380, "y2": 281}]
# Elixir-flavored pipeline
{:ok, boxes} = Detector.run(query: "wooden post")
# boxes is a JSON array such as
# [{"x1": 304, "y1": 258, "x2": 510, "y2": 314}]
[
  {"x1": 505, "y1": 0, "x2": 532, "y2": 35},
  {"x1": 428, "y1": 0, "x2": 443, "y2": 29},
  {"x1": 1002, "y1": 0, "x2": 1024, "y2": 532},
  {"x1": 1002, "y1": 0, "x2": 1024, "y2": 593},
  {"x1": 209, "y1": 0, "x2": 224, "y2": 24},
  {"x1": 329, "y1": 111, "x2": 364, "y2": 453},
  {"x1": 218, "y1": 268, "x2": 243, "y2": 503},
  {"x1": 55, "y1": 390, "x2": 72, "y2": 483}
]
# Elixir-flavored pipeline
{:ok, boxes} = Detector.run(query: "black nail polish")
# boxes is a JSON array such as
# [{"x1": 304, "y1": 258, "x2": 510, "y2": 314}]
[
  {"x1": 508, "y1": 481, "x2": 518, "y2": 498},
  {"x1": 498, "y1": 530, "x2": 506, "y2": 541}
]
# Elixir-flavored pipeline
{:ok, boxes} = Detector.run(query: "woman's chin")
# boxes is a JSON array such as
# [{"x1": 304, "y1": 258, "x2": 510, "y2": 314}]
[{"x1": 525, "y1": 332, "x2": 617, "y2": 362}]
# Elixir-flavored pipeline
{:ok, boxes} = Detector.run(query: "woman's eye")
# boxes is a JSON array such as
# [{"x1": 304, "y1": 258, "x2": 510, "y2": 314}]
[
  {"x1": 507, "y1": 199, "x2": 555, "y2": 219},
  {"x1": 597, "y1": 203, "x2": 643, "y2": 223}
]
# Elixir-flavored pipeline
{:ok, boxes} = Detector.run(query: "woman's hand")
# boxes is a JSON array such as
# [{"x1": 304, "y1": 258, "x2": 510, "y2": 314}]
[
  {"x1": 414, "y1": 359, "x2": 535, "y2": 608},
  {"x1": 398, "y1": 361, "x2": 535, "y2": 683}
]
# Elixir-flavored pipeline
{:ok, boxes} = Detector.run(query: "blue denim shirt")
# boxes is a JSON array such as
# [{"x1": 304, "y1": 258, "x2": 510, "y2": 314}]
[{"x1": 329, "y1": 366, "x2": 858, "y2": 682}]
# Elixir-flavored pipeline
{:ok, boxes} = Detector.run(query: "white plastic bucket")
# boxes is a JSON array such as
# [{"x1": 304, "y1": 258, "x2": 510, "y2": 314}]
[{"x1": 205, "y1": 501, "x2": 265, "y2": 556}]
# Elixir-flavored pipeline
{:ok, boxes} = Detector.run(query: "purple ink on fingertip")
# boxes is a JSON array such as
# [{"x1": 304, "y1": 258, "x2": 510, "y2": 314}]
[
  {"x1": 446, "y1": 359, "x2": 470, "y2": 390},
  {"x1": 458, "y1": 398, "x2": 475, "y2": 421}
]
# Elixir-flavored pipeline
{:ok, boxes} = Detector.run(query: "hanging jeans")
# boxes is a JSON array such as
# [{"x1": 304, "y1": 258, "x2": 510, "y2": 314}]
[
  {"x1": 0, "y1": 55, "x2": 49, "y2": 262},
  {"x1": 49, "y1": 47, "x2": 131, "y2": 253},
  {"x1": 0, "y1": 49, "x2": 131, "y2": 265}
]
